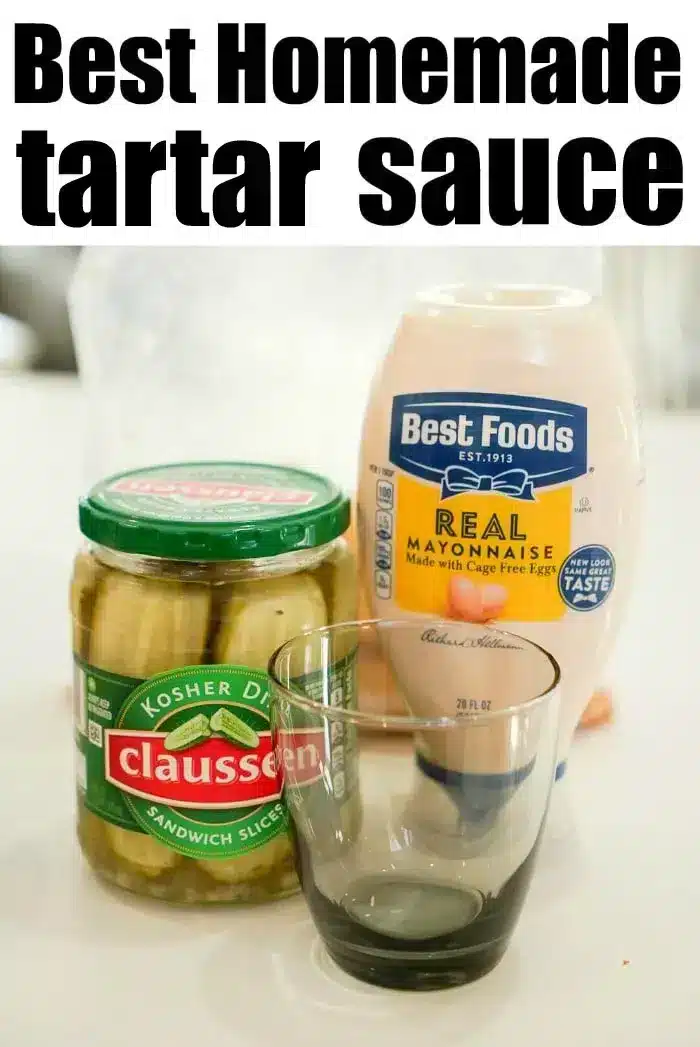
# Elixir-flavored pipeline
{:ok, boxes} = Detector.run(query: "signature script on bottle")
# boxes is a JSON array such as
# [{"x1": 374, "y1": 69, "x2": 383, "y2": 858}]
[{"x1": 420, "y1": 628, "x2": 523, "y2": 650}]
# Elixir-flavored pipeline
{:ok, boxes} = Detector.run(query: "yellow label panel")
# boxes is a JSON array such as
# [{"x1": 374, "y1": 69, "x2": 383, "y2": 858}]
[{"x1": 395, "y1": 475, "x2": 570, "y2": 622}]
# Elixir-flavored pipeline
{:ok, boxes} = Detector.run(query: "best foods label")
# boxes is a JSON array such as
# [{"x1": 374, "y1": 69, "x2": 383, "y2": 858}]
[
  {"x1": 75, "y1": 663, "x2": 325, "y2": 860},
  {"x1": 385, "y1": 391, "x2": 614, "y2": 621}
]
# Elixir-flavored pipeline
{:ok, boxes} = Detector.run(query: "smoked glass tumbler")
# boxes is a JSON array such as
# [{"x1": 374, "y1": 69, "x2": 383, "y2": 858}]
[{"x1": 269, "y1": 619, "x2": 561, "y2": 992}]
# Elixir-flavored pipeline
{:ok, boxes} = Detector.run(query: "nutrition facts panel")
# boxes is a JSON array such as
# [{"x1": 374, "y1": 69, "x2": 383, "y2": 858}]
[{"x1": 374, "y1": 480, "x2": 394, "y2": 599}]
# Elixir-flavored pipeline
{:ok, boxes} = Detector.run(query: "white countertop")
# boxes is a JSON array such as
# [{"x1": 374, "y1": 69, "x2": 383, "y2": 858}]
[{"x1": 0, "y1": 374, "x2": 698, "y2": 1047}]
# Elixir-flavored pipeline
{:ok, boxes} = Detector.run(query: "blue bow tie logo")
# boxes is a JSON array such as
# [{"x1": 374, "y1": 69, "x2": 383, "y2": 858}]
[{"x1": 440, "y1": 465, "x2": 536, "y2": 501}]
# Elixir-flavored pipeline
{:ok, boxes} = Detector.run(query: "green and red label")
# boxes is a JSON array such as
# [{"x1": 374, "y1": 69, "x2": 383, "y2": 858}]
[{"x1": 75, "y1": 663, "x2": 326, "y2": 860}]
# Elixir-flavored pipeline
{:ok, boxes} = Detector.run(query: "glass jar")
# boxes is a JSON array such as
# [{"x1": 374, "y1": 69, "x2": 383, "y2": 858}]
[{"x1": 71, "y1": 462, "x2": 355, "y2": 905}]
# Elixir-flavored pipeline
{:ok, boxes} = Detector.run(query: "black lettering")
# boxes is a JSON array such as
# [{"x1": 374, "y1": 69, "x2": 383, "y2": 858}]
[
  {"x1": 622, "y1": 138, "x2": 682, "y2": 226},
  {"x1": 58, "y1": 141, "x2": 116, "y2": 227},
  {"x1": 421, "y1": 138, "x2": 480, "y2": 225},
  {"x1": 481, "y1": 514, "x2": 506, "y2": 541},
  {"x1": 273, "y1": 37, "x2": 318, "y2": 104},
  {"x1": 68, "y1": 36, "x2": 115, "y2": 104},
  {"x1": 454, "y1": 37, "x2": 526, "y2": 103},
  {"x1": 635, "y1": 38, "x2": 681, "y2": 104},
  {"x1": 581, "y1": 23, "x2": 628, "y2": 104},
  {"x1": 358, "y1": 137, "x2": 416, "y2": 226},
  {"x1": 489, "y1": 139, "x2": 550, "y2": 225},
  {"x1": 530, "y1": 38, "x2": 577, "y2": 103},
  {"x1": 402, "y1": 37, "x2": 448, "y2": 103},
  {"x1": 124, "y1": 141, "x2": 167, "y2": 224},
  {"x1": 278, "y1": 142, "x2": 320, "y2": 225},
  {"x1": 218, "y1": 23, "x2": 266, "y2": 103},
  {"x1": 166, "y1": 29, "x2": 196, "y2": 102},
  {"x1": 558, "y1": 138, "x2": 616, "y2": 226},
  {"x1": 324, "y1": 37, "x2": 397, "y2": 102},
  {"x1": 119, "y1": 38, "x2": 163, "y2": 104},
  {"x1": 16, "y1": 131, "x2": 55, "y2": 226},
  {"x1": 461, "y1": 513, "x2": 477, "y2": 539},
  {"x1": 170, "y1": 130, "x2": 209, "y2": 226},
  {"x1": 14, "y1": 23, "x2": 63, "y2": 102},
  {"x1": 435, "y1": 509, "x2": 456, "y2": 537},
  {"x1": 510, "y1": 515, "x2": 527, "y2": 540},
  {"x1": 212, "y1": 141, "x2": 271, "y2": 227}
]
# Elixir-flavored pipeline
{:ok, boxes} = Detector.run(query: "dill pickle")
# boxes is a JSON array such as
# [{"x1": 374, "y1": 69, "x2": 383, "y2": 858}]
[
  {"x1": 197, "y1": 833, "x2": 294, "y2": 885},
  {"x1": 314, "y1": 540, "x2": 357, "y2": 625},
  {"x1": 76, "y1": 802, "x2": 111, "y2": 863},
  {"x1": 70, "y1": 550, "x2": 105, "y2": 659},
  {"x1": 105, "y1": 825, "x2": 181, "y2": 879},
  {"x1": 209, "y1": 706, "x2": 258, "y2": 749},
  {"x1": 89, "y1": 572, "x2": 211, "y2": 678},
  {"x1": 213, "y1": 572, "x2": 328, "y2": 671},
  {"x1": 164, "y1": 713, "x2": 212, "y2": 752}
]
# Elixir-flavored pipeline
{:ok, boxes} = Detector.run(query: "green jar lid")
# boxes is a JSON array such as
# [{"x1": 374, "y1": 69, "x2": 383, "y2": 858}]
[{"x1": 79, "y1": 462, "x2": 351, "y2": 561}]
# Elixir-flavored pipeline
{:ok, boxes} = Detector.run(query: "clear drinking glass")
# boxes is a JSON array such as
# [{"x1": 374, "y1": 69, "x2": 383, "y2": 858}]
[{"x1": 269, "y1": 618, "x2": 561, "y2": 992}]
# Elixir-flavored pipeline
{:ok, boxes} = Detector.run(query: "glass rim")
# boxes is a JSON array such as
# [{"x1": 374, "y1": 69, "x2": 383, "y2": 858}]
[{"x1": 268, "y1": 618, "x2": 561, "y2": 731}]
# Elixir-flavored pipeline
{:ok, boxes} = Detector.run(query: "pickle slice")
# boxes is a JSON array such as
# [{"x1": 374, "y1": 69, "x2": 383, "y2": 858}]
[
  {"x1": 313, "y1": 545, "x2": 359, "y2": 664},
  {"x1": 213, "y1": 573, "x2": 327, "y2": 672},
  {"x1": 196, "y1": 833, "x2": 293, "y2": 885},
  {"x1": 105, "y1": 824, "x2": 180, "y2": 878},
  {"x1": 164, "y1": 713, "x2": 212, "y2": 752},
  {"x1": 210, "y1": 707, "x2": 258, "y2": 749},
  {"x1": 89, "y1": 572, "x2": 211, "y2": 678},
  {"x1": 71, "y1": 551, "x2": 105, "y2": 658},
  {"x1": 315, "y1": 542, "x2": 358, "y2": 625}
]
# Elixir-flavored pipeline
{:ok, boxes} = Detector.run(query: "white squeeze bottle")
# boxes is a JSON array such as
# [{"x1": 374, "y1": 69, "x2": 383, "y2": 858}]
[{"x1": 357, "y1": 285, "x2": 643, "y2": 782}]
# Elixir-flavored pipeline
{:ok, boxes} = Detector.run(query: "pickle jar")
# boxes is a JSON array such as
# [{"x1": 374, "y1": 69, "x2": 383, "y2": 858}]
[{"x1": 71, "y1": 462, "x2": 356, "y2": 905}]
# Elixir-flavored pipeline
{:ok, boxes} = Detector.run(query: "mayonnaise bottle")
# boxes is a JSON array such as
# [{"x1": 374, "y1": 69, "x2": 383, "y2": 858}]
[{"x1": 357, "y1": 285, "x2": 643, "y2": 779}]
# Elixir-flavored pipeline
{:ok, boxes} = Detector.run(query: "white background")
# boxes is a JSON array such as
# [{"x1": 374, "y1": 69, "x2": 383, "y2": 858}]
[{"x1": 0, "y1": 0, "x2": 697, "y2": 244}]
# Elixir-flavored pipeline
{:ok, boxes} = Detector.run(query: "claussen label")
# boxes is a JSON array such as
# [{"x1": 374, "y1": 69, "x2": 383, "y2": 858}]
[{"x1": 75, "y1": 663, "x2": 324, "y2": 861}]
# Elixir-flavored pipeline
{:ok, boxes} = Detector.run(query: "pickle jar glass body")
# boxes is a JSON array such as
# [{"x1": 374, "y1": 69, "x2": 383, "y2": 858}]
[{"x1": 71, "y1": 463, "x2": 355, "y2": 905}]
